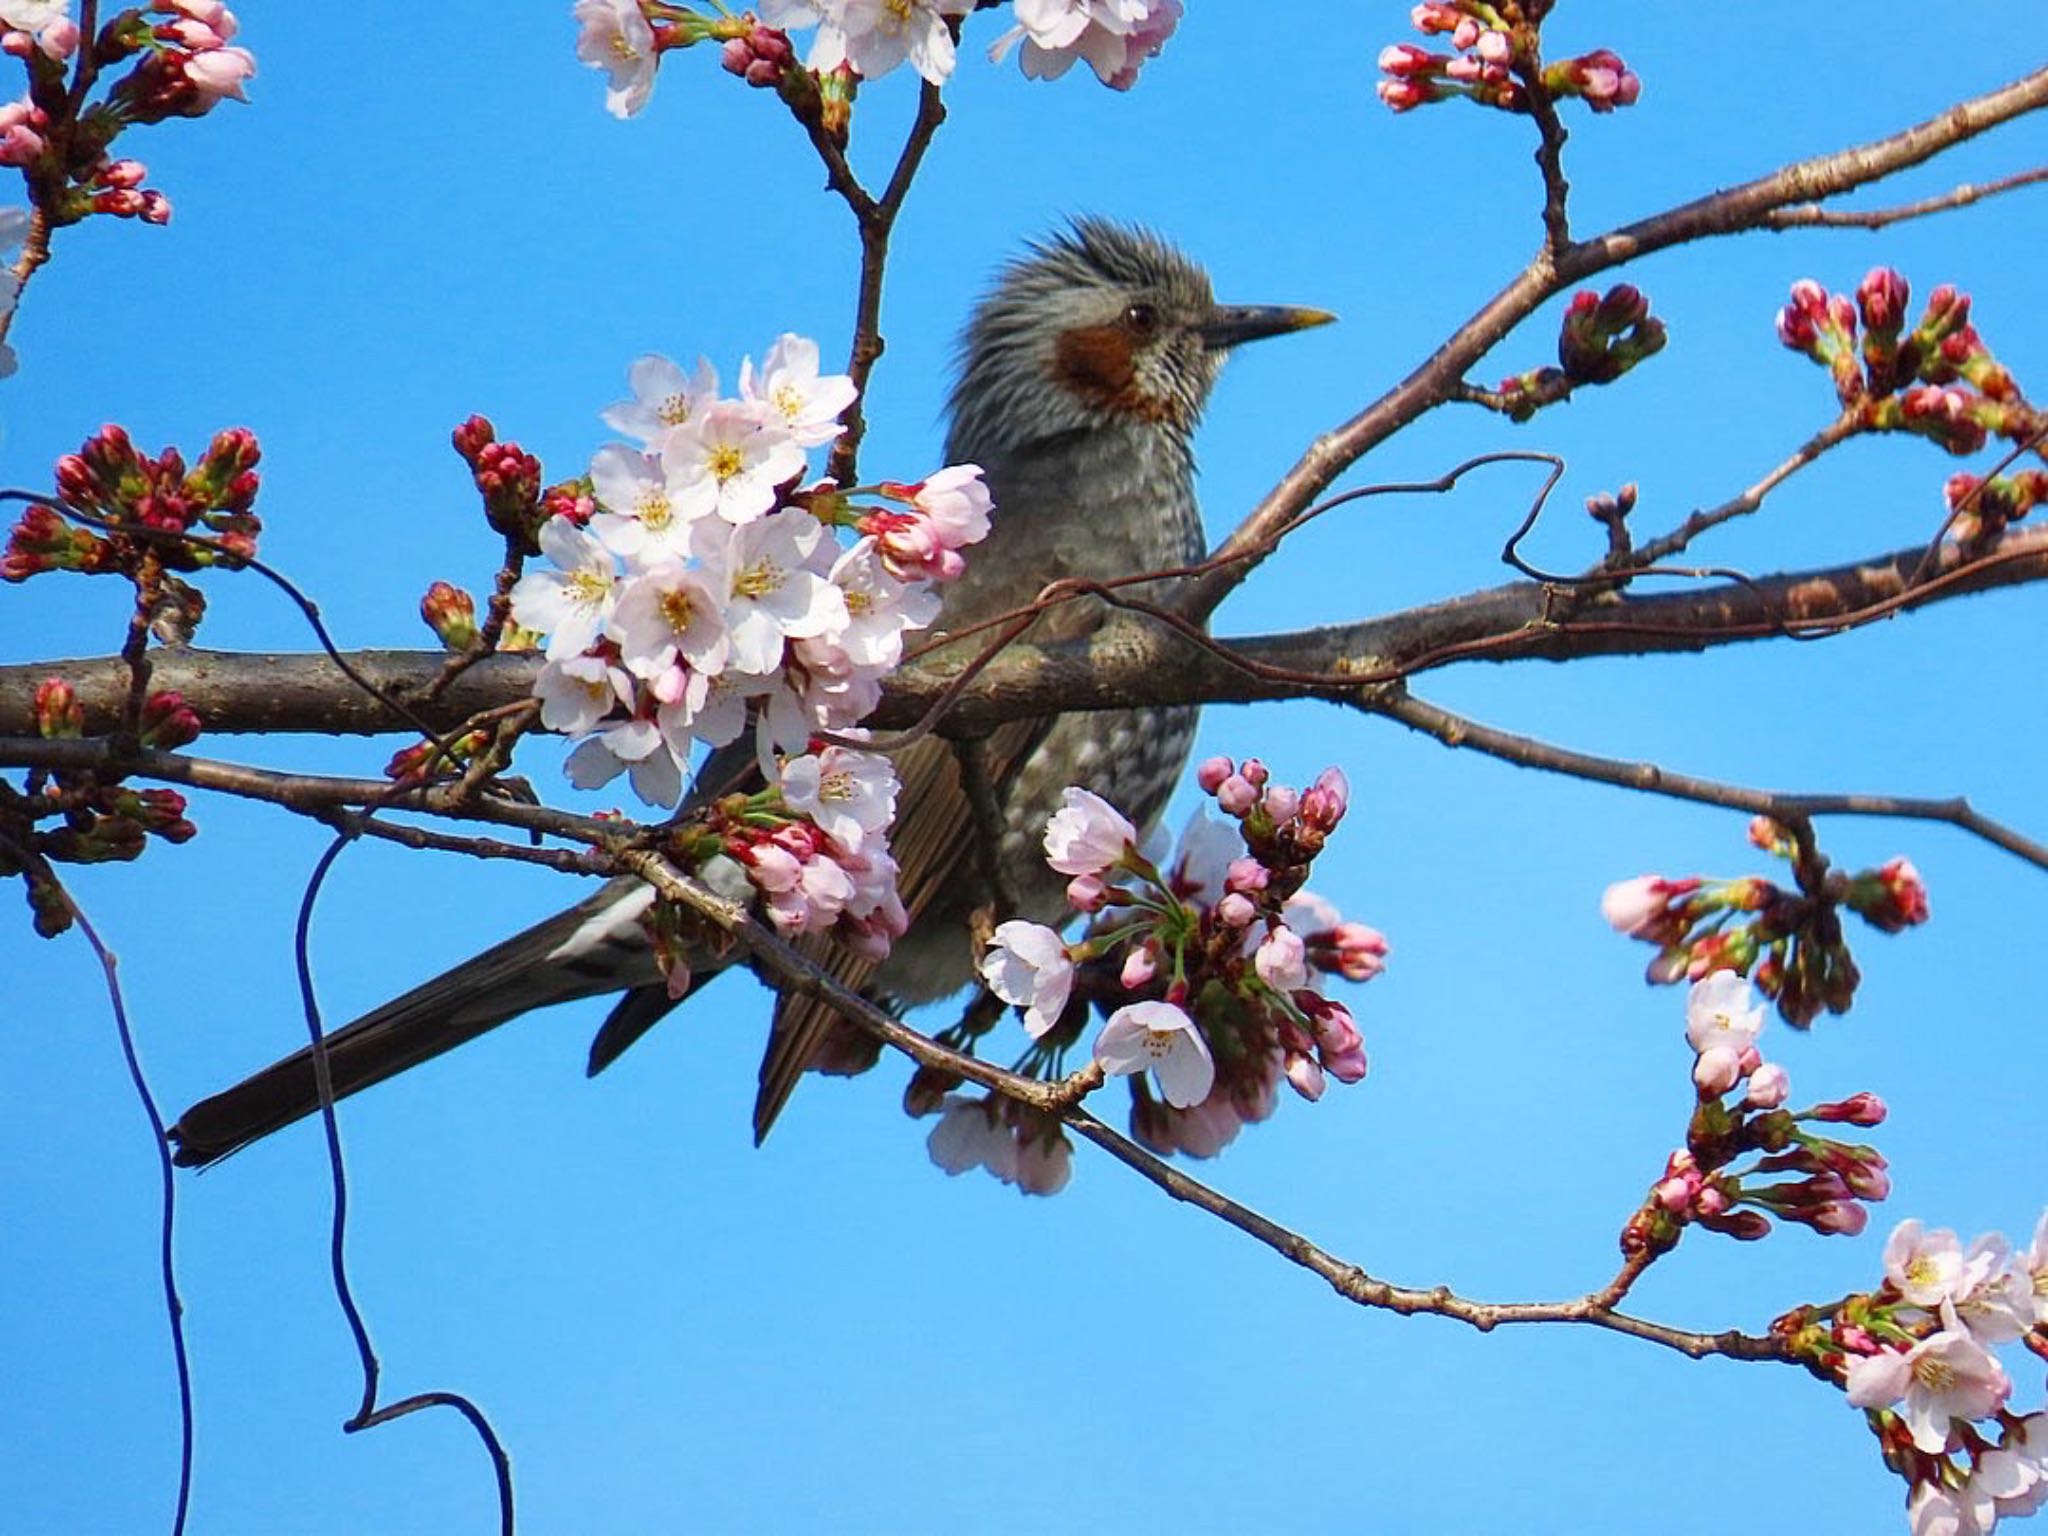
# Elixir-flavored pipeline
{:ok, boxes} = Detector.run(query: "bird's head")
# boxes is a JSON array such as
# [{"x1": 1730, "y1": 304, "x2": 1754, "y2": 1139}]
[{"x1": 947, "y1": 218, "x2": 1335, "y2": 456}]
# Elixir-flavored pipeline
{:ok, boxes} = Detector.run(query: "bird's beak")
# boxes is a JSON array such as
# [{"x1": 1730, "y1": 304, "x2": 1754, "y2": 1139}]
[{"x1": 1199, "y1": 304, "x2": 1338, "y2": 351}]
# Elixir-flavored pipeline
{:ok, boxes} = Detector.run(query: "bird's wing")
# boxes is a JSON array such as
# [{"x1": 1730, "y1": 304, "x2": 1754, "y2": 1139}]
[{"x1": 750, "y1": 715, "x2": 1051, "y2": 1144}]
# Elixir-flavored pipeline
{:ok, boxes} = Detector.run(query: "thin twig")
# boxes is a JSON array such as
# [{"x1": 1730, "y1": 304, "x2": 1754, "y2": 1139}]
[
  {"x1": 9, "y1": 844, "x2": 196, "y2": 1536},
  {"x1": 1379, "y1": 689, "x2": 2048, "y2": 872},
  {"x1": 292, "y1": 833, "x2": 515, "y2": 1536},
  {"x1": 1628, "y1": 411, "x2": 1864, "y2": 567},
  {"x1": 1762, "y1": 166, "x2": 2048, "y2": 230},
  {"x1": 824, "y1": 75, "x2": 949, "y2": 488}
]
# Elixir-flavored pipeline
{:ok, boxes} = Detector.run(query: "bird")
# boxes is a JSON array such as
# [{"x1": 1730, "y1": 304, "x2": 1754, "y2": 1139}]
[{"x1": 167, "y1": 218, "x2": 1334, "y2": 1167}]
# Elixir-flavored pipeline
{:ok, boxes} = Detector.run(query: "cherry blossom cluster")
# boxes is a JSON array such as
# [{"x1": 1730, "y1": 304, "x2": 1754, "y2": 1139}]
[
  {"x1": 4, "y1": 679, "x2": 198, "y2": 936},
  {"x1": 1601, "y1": 818, "x2": 1930, "y2": 1027},
  {"x1": 570, "y1": 0, "x2": 1179, "y2": 121},
  {"x1": 1769, "y1": 1215, "x2": 2048, "y2": 1534},
  {"x1": 1377, "y1": 4, "x2": 1639, "y2": 115},
  {"x1": 1621, "y1": 972, "x2": 1893, "y2": 1259},
  {"x1": 929, "y1": 756, "x2": 1387, "y2": 1193},
  {"x1": 624, "y1": 742, "x2": 911, "y2": 995},
  {"x1": 488, "y1": 340, "x2": 987, "y2": 806},
  {"x1": 1777, "y1": 270, "x2": 2041, "y2": 460},
  {"x1": 0, "y1": 1, "x2": 252, "y2": 198},
  {"x1": 1487, "y1": 284, "x2": 1666, "y2": 420},
  {"x1": 3, "y1": 423, "x2": 263, "y2": 584}
]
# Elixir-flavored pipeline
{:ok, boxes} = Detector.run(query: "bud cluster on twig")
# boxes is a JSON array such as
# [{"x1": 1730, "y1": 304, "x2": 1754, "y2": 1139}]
[{"x1": 1602, "y1": 816, "x2": 1929, "y2": 1027}]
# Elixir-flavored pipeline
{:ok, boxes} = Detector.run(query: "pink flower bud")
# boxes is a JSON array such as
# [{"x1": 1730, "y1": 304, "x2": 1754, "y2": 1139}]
[
  {"x1": 1240, "y1": 758, "x2": 1270, "y2": 788},
  {"x1": 1215, "y1": 774, "x2": 1257, "y2": 816},
  {"x1": 1216, "y1": 892, "x2": 1256, "y2": 927},
  {"x1": 1301, "y1": 767, "x2": 1349, "y2": 830},
  {"x1": 1196, "y1": 755, "x2": 1233, "y2": 793},
  {"x1": 1120, "y1": 945, "x2": 1157, "y2": 989},
  {"x1": 1284, "y1": 1053, "x2": 1326, "y2": 1102},
  {"x1": 1261, "y1": 784, "x2": 1299, "y2": 822},
  {"x1": 1808, "y1": 1201, "x2": 1868, "y2": 1237},
  {"x1": 1065, "y1": 873, "x2": 1108, "y2": 912},
  {"x1": 1808, "y1": 1091, "x2": 1886, "y2": 1127},
  {"x1": 1224, "y1": 857, "x2": 1270, "y2": 894},
  {"x1": 1320, "y1": 1045, "x2": 1368, "y2": 1084},
  {"x1": 1744, "y1": 1062, "x2": 1790, "y2": 1109},
  {"x1": 38, "y1": 15, "x2": 78, "y2": 58}
]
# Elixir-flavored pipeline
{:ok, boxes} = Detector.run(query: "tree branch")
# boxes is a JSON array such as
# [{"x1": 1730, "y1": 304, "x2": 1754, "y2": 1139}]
[
  {"x1": 1376, "y1": 690, "x2": 2048, "y2": 873},
  {"x1": 8, "y1": 523, "x2": 2046, "y2": 738}
]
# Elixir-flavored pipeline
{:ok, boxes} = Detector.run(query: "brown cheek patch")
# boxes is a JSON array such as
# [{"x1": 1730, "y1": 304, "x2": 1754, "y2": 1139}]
[{"x1": 1052, "y1": 325, "x2": 1176, "y2": 424}]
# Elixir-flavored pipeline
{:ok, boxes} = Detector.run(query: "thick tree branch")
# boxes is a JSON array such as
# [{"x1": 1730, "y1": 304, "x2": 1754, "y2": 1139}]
[{"x1": 7, "y1": 523, "x2": 2046, "y2": 738}]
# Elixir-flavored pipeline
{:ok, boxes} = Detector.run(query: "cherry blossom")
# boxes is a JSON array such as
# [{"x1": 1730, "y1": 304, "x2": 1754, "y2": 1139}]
[
  {"x1": 2026, "y1": 1211, "x2": 2048, "y2": 1327},
  {"x1": 927, "y1": 1095, "x2": 1020, "y2": 1183},
  {"x1": 1096, "y1": 1000, "x2": 1215, "y2": 1108},
  {"x1": 510, "y1": 516, "x2": 622, "y2": 660},
  {"x1": 817, "y1": 539, "x2": 939, "y2": 671},
  {"x1": 779, "y1": 745, "x2": 898, "y2": 854},
  {"x1": 565, "y1": 714, "x2": 683, "y2": 808},
  {"x1": 1845, "y1": 1325, "x2": 2011, "y2": 1454},
  {"x1": 1043, "y1": 785, "x2": 1137, "y2": 876},
  {"x1": 1685, "y1": 970, "x2": 1765, "y2": 1095},
  {"x1": 700, "y1": 511, "x2": 849, "y2": 676},
  {"x1": 979, "y1": 920, "x2": 1074, "y2": 1039},
  {"x1": 813, "y1": 0, "x2": 971, "y2": 87},
  {"x1": 533, "y1": 653, "x2": 632, "y2": 736},
  {"x1": 572, "y1": 0, "x2": 658, "y2": 119},
  {"x1": 602, "y1": 353, "x2": 718, "y2": 449},
  {"x1": 741, "y1": 333, "x2": 857, "y2": 448},
  {"x1": 588, "y1": 443, "x2": 709, "y2": 565},
  {"x1": 609, "y1": 561, "x2": 732, "y2": 696},
  {"x1": 662, "y1": 400, "x2": 807, "y2": 527}
]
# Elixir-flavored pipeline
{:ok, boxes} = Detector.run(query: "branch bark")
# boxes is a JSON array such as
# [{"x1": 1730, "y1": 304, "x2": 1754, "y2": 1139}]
[{"x1": 7, "y1": 523, "x2": 2045, "y2": 738}]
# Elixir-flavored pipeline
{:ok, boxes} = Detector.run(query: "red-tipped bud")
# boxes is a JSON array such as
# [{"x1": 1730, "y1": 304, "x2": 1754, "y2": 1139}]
[
  {"x1": 34, "y1": 677, "x2": 83, "y2": 737},
  {"x1": 138, "y1": 691, "x2": 201, "y2": 749},
  {"x1": 420, "y1": 581, "x2": 479, "y2": 651}
]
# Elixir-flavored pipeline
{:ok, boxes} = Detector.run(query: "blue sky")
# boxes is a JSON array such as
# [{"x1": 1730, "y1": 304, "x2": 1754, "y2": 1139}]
[{"x1": 4, "y1": 5, "x2": 2046, "y2": 1532}]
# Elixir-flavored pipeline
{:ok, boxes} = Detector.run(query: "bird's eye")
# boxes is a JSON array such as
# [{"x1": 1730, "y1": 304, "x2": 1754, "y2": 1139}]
[{"x1": 1122, "y1": 302, "x2": 1158, "y2": 335}]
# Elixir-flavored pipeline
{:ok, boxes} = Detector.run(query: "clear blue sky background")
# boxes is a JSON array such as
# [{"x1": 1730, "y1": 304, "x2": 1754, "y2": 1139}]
[{"x1": 4, "y1": 5, "x2": 2045, "y2": 1532}]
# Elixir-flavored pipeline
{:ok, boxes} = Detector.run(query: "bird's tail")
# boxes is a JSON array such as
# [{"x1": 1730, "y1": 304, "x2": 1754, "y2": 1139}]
[{"x1": 168, "y1": 876, "x2": 680, "y2": 1167}]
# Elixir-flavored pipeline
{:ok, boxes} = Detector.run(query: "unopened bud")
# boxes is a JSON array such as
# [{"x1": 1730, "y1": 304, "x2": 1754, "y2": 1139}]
[
  {"x1": 34, "y1": 677, "x2": 82, "y2": 737},
  {"x1": 420, "y1": 581, "x2": 479, "y2": 651}
]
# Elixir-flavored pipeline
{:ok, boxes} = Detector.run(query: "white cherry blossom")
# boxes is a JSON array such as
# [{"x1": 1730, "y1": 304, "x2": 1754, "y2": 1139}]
[
  {"x1": 664, "y1": 399, "x2": 807, "y2": 526},
  {"x1": 1684, "y1": 970, "x2": 1765, "y2": 1094},
  {"x1": 589, "y1": 443, "x2": 710, "y2": 565},
  {"x1": 510, "y1": 517, "x2": 620, "y2": 660},
  {"x1": 980, "y1": 920, "x2": 1074, "y2": 1038},
  {"x1": 572, "y1": 0, "x2": 658, "y2": 118},
  {"x1": 533, "y1": 653, "x2": 631, "y2": 735},
  {"x1": 779, "y1": 746, "x2": 898, "y2": 854},
  {"x1": 601, "y1": 353, "x2": 718, "y2": 448},
  {"x1": 928, "y1": 1095, "x2": 1019, "y2": 1183},
  {"x1": 702, "y1": 511, "x2": 849, "y2": 675},
  {"x1": 1844, "y1": 1323, "x2": 2011, "y2": 1454},
  {"x1": 565, "y1": 716, "x2": 684, "y2": 808},
  {"x1": 1043, "y1": 785, "x2": 1137, "y2": 876},
  {"x1": 741, "y1": 333, "x2": 857, "y2": 448},
  {"x1": 812, "y1": 0, "x2": 971, "y2": 86},
  {"x1": 609, "y1": 561, "x2": 732, "y2": 694},
  {"x1": 1095, "y1": 1000, "x2": 1214, "y2": 1108}
]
